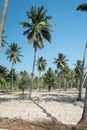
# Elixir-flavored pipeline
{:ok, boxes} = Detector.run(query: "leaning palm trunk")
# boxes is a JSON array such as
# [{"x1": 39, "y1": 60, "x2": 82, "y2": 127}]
[
  {"x1": 82, "y1": 72, "x2": 87, "y2": 88},
  {"x1": 0, "y1": 0, "x2": 8, "y2": 48},
  {"x1": 29, "y1": 48, "x2": 37, "y2": 99}
]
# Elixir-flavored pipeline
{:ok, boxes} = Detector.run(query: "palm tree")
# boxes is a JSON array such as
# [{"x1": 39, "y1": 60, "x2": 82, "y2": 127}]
[
  {"x1": 74, "y1": 60, "x2": 83, "y2": 90},
  {"x1": 76, "y1": 4, "x2": 87, "y2": 124},
  {"x1": 36, "y1": 57, "x2": 47, "y2": 77},
  {"x1": 54, "y1": 53, "x2": 68, "y2": 90},
  {"x1": 20, "y1": 6, "x2": 52, "y2": 99},
  {"x1": 5, "y1": 43, "x2": 23, "y2": 93},
  {"x1": 54, "y1": 53, "x2": 68, "y2": 72},
  {"x1": 0, "y1": 0, "x2": 8, "y2": 49},
  {"x1": 62, "y1": 65, "x2": 70, "y2": 91},
  {"x1": 36, "y1": 56, "x2": 47, "y2": 91},
  {"x1": 43, "y1": 67, "x2": 55, "y2": 91},
  {"x1": 19, "y1": 70, "x2": 30, "y2": 94}
]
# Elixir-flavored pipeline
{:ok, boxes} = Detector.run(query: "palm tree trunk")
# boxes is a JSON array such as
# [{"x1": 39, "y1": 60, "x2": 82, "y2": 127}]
[
  {"x1": 0, "y1": 0, "x2": 8, "y2": 48},
  {"x1": 29, "y1": 48, "x2": 37, "y2": 99},
  {"x1": 80, "y1": 85, "x2": 87, "y2": 123},
  {"x1": 11, "y1": 63, "x2": 14, "y2": 93}
]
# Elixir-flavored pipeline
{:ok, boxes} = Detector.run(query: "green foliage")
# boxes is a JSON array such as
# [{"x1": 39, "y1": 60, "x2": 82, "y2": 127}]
[
  {"x1": 74, "y1": 60, "x2": 83, "y2": 79},
  {"x1": 19, "y1": 70, "x2": 30, "y2": 93},
  {"x1": 5, "y1": 43, "x2": 23, "y2": 65},
  {"x1": 43, "y1": 67, "x2": 56, "y2": 90},
  {"x1": 54, "y1": 53, "x2": 68, "y2": 71},
  {"x1": 0, "y1": 65, "x2": 10, "y2": 90}
]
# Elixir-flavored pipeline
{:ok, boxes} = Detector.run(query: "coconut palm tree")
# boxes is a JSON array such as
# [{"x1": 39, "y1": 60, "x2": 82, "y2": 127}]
[
  {"x1": 74, "y1": 60, "x2": 83, "y2": 90},
  {"x1": 43, "y1": 67, "x2": 55, "y2": 91},
  {"x1": 62, "y1": 65, "x2": 70, "y2": 91},
  {"x1": 0, "y1": 0, "x2": 8, "y2": 49},
  {"x1": 20, "y1": 6, "x2": 52, "y2": 99},
  {"x1": 36, "y1": 57, "x2": 47, "y2": 77},
  {"x1": 19, "y1": 70, "x2": 30, "y2": 94},
  {"x1": 36, "y1": 56, "x2": 47, "y2": 91},
  {"x1": 5, "y1": 43, "x2": 23, "y2": 93},
  {"x1": 54, "y1": 53, "x2": 68, "y2": 72},
  {"x1": 54, "y1": 53, "x2": 68, "y2": 90}
]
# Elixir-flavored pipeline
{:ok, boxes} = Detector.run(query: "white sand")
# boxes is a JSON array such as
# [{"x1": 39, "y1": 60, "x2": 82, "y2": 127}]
[{"x1": 0, "y1": 89, "x2": 85, "y2": 125}]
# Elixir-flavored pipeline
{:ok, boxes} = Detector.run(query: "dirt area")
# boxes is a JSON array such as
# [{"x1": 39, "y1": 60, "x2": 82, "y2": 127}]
[
  {"x1": 0, "y1": 117, "x2": 73, "y2": 130},
  {"x1": 0, "y1": 89, "x2": 86, "y2": 130}
]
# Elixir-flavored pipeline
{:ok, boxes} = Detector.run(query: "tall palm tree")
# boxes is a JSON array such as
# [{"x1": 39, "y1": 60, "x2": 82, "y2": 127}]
[
  {"x1": 5, "y1": 43, "x2": 23, "y2": 93},
  {"x1": 76, "y1": 4, "x2": 87, "y2": 124},
  {"x1": 20, "y1": 6, "x2": 52, "y2": 99},
  {"x1": 0, "y1": 0, "x2": 8, "y2": 49}
]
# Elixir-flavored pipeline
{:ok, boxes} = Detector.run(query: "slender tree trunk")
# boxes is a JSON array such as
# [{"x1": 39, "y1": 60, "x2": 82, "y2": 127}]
[
  {"x1": 29, "y1": 48, "x2": 37, "y2": 99},
  {"x1": 11, "y1": 63, "x2": 14, "y2": 93},
  {"x1": 80, "y1": 85, "x2": 87, "y2": 123},
  {"x1": 0, "y1": 0, "x2": 8, "y2": 48}
]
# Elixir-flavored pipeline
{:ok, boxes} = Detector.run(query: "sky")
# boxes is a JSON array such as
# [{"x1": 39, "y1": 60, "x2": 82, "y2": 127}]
[{"x1": 0, "y1": 0, "x2": 87, "y2": 76}]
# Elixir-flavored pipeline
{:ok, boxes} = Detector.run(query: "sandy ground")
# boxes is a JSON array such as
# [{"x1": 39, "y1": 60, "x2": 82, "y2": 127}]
[{"x1": 0, "y1": 89, "x2": 85, "y2": 126}]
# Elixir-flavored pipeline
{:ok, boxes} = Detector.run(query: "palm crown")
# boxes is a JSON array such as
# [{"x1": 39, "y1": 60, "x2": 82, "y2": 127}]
[
  {"x1": 37, "y1": 56, "x2": 47, "y2": 72},
  {"x1": 20, "y1": 6, "x2": 52, "y2": 49},
  {"x1": 5, "y1": 43, "x2": 23, "y2": 65},
  {"x1": 54, "y1": 53, "x2": 68, "y2": 71}
]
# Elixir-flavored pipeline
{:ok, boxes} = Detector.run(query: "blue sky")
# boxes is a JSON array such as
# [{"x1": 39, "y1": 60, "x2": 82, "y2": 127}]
[{"x1": 0, "y1": 0, "x2": 87, "y2": 76}]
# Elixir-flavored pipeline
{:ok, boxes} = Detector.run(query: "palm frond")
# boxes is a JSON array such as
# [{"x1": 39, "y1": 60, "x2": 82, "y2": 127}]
[{"x1": 76, "y1": 3, "x2": 87, "y2": 11}]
